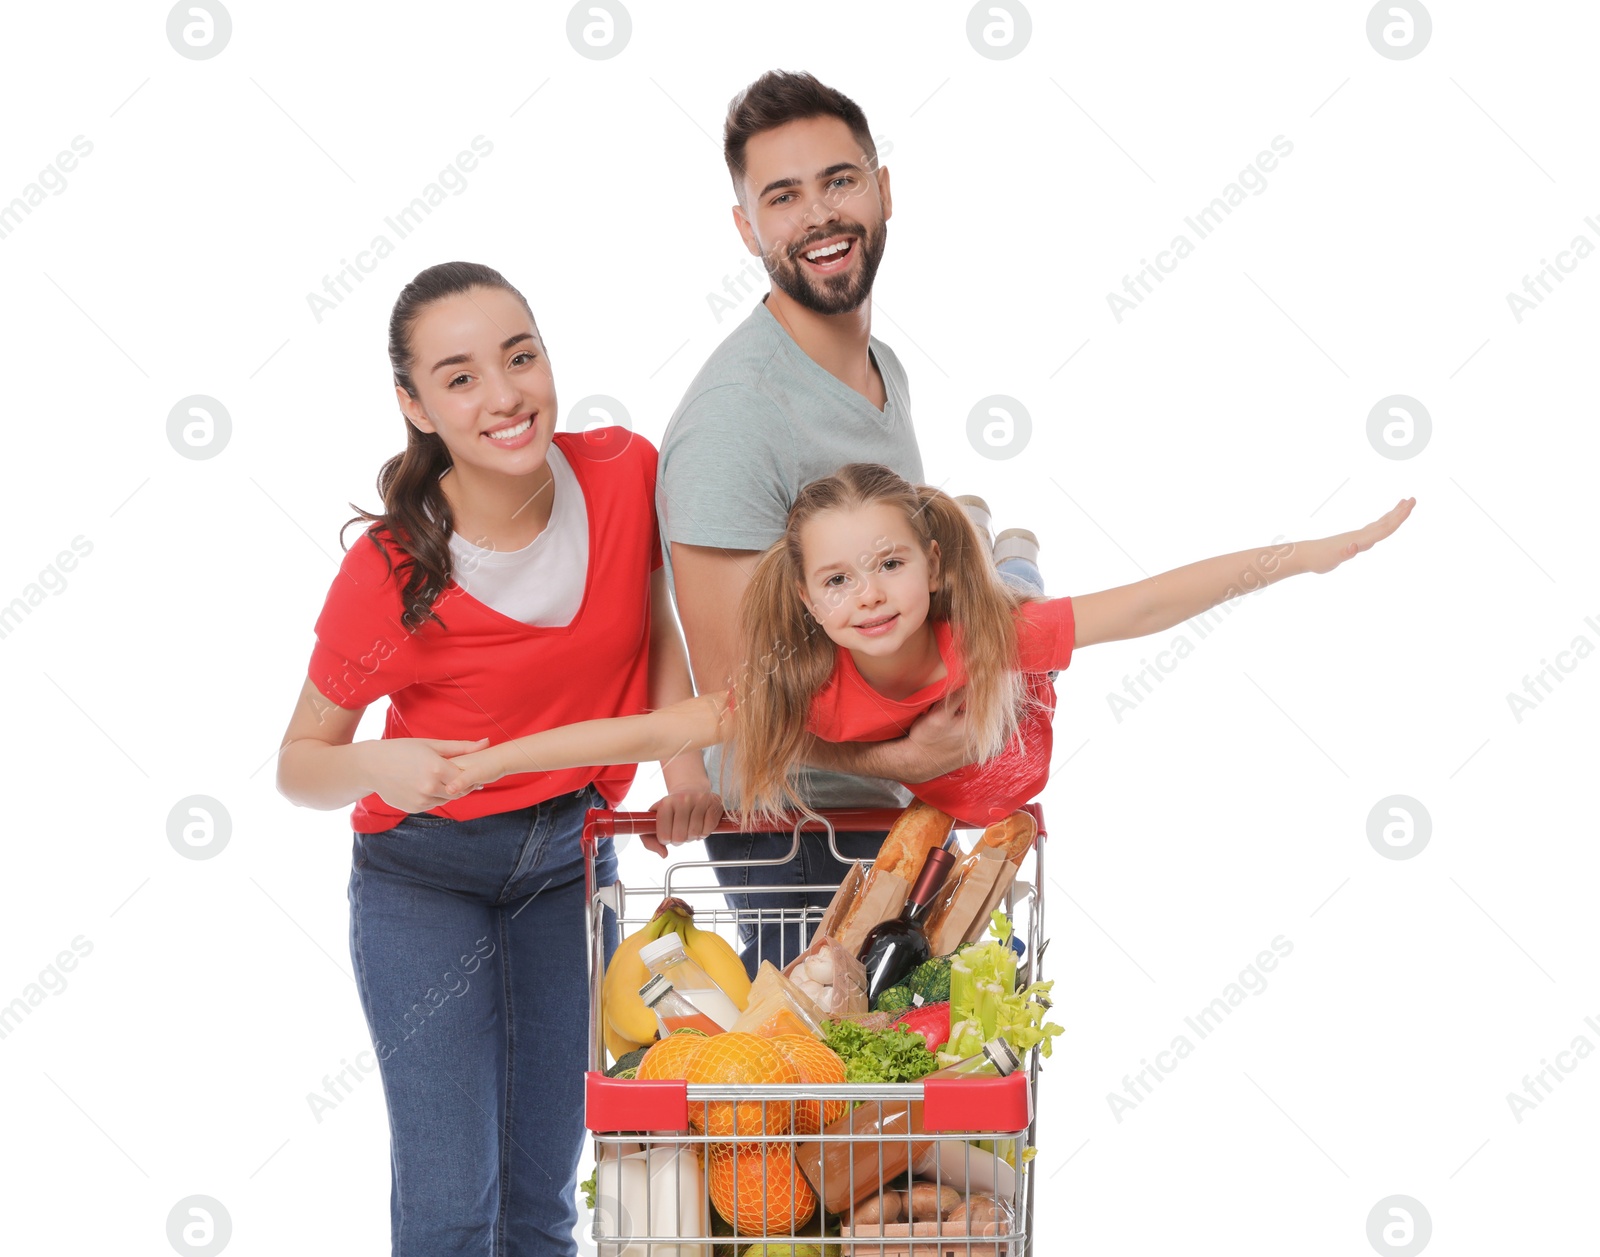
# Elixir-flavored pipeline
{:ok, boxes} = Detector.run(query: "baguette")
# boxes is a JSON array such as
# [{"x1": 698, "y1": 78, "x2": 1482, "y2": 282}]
[
  {"x1": 871, "y1": 800, "x2": 956, "y2": 879},
  {"x1": 922, "y1": 812, "x2": 1037, "y2": 955},
  {"x1": 980, "y1": 810, "x2": 1037, "y2": 865},
  {"x1": 833, "y1": 803, "x2": 954, "y2": 952},
  {"x1": 920, "y1": 851, "x2": 1001, "y2": 955}
]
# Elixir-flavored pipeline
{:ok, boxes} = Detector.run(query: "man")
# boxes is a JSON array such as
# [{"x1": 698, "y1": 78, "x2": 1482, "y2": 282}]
[{"x1": 656, "y1": 70, "x2": 970, "y2": 974}]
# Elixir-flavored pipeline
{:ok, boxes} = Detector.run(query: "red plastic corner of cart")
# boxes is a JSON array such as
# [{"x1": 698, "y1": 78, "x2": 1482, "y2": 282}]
[
  {"x1": 585, "y1": 1072, "x2": 690, "y2": 1133},
  {"x1": 921, "y1": 1072, "x2": 1031, "y2": 1133}
]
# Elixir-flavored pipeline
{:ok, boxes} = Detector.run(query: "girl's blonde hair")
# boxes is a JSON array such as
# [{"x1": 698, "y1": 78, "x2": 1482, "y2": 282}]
[{"x1": 731, "y1": 463, "x2": 1036, "y2": 826}]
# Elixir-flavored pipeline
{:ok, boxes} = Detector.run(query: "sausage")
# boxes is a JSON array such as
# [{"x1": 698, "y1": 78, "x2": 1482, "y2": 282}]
[
  {"x1": 849, "y1": 1189, "x2": 903, "y2": 1227},
  {"x1": 945, "y1": 1193, "x2": 1014, "y2": 1233},
  {"x1": 903, "y1": 1181, "x2": 962, "y2": 1220}
]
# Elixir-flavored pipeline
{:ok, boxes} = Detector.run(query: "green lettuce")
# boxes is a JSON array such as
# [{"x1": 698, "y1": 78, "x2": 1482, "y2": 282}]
[{"x1": 820, "y1": 1018, "x2": 942, "y2": 1085}]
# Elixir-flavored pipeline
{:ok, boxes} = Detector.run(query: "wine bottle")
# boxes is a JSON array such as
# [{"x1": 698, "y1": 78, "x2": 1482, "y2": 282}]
[{"x1": 857, "y1": 845, "x2": 956, "y2": 1004}]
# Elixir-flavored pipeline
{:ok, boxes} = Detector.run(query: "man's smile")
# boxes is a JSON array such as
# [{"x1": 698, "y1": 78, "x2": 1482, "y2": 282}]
[{"x1": 795, "y1": 232, "x2": 859, "y2": 274}]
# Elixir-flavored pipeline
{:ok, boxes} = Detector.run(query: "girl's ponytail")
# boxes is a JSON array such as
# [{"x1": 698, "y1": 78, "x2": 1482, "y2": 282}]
[
  {"x1": 914, "y1": 487, "x2": 1033, "y2": 764},
  {"x1": 731, "y1": 541, "x2": 837, "y2": 827}
]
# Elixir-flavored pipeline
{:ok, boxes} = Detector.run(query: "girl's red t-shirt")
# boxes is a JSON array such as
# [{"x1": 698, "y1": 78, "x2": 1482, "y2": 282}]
[
  {"x1": 306, "y1": 427, "x2": 662, "y2": 833},
  {"x1": 804, "y1": 597, "x2": 1075, "y2": 827}
]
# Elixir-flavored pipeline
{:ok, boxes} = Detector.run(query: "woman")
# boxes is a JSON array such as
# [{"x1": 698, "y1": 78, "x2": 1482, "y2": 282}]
[{"x1": 276, "y1": 260, "x2": 720, "y2": 1256}]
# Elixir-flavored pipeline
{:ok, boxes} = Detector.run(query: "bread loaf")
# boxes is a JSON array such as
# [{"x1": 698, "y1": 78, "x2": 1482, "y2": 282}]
[
  {"x1": 922, "y1": 811, "x2": 1036, "y2": 954},
  {"x1": 830, "y1": 803, "x2": 954, "y2": 952},
  {"x1": 980, "y1": 810, "x2": 1036, "y2": 864},
  {"x1": 871, "y1": 800, "x2": 956, "y2": 879}
]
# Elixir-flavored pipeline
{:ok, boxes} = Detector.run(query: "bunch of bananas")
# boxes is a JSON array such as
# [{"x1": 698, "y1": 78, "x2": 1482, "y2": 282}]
[{"x1": 603, "y1": 897, "x2": 752, "y2": 1062}]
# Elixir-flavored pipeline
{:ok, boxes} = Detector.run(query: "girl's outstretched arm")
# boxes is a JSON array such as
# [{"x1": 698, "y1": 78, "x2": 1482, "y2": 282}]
[
  {"x1": 644, "y1": 567, "x2": 724, "y2": 851},
  {"x1": 1073, "y1": 497, "x2": 1415, "y2": 648},
  {"x1": 444, "y1": 690, "x2": 734, "y2": 796}
]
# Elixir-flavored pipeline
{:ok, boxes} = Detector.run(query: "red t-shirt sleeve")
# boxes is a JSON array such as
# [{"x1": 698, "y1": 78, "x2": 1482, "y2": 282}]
[
  {"x1": 306, "y1": 532, "x2": 418, "y2": 711},
  {"x1": 1015, "y1": 596, "x2": 1075, "y2": 673}
]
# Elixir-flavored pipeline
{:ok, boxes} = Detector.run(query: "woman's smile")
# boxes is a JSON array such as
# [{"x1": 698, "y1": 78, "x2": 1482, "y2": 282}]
[{"x1": 482, "y1": 412, "x2": 537, "y2": 448}]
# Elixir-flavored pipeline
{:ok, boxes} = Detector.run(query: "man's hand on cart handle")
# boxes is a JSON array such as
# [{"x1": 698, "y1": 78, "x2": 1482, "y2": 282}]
[{"x1": 645, "y1": 789, "x2": 726, "y2": 857}]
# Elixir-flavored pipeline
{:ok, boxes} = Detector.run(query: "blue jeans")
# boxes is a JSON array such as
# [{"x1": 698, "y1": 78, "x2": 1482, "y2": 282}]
[
  {"x1": 997, "y1": 556, "x2": 1044, "y2": 597},
  {"x1": 348, "y1": 783, "x2": 619, "y2": 1257},
  {"x1": 704, "y1": 827, "x2": 886, "y2": 979}
]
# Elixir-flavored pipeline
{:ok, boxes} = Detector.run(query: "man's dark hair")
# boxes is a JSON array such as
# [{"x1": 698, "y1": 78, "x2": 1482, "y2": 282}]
[{"x1": 723, "y1": 70, "x2": 877, "y2": 203}]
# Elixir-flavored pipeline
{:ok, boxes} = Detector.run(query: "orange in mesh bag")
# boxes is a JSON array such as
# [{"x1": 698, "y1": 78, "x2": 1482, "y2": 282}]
[
  {"x1": 706, "y1": 1141, "x2": 817, "y2": 1236},
  {"x1": 682, "y1": 1032, "x2": 798, "y2": 1136},
  {"x1": 767, "y1": 1033, "x2": 849, "y2": 1133}
]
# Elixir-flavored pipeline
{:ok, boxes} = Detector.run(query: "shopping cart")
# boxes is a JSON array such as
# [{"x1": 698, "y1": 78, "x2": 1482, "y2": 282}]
[{"x1": 580, "y1": 806, "x2": 1048, "y2": 1256}]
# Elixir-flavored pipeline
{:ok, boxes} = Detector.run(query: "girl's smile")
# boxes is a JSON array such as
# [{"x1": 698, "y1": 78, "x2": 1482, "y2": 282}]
[{"x1": 853, "y1": 611, "x2": 899, "y2": 637}]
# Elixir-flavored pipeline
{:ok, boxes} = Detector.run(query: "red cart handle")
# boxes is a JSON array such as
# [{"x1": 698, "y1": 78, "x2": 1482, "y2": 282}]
[
  {"x1": 584, "y1": 1070, "x2": 1032, "y2": 1134},
  {"x1": 581, "y1": 803, "x2": 1045, "y2": 857}
]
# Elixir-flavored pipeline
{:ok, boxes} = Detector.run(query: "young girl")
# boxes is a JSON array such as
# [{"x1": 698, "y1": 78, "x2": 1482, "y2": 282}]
[
  {"x1": 445, "y1": 462, "x2": 1414, "y2": 832},
  {"x1": 275, "y1": 261, "x2": 719, "y2": 1257}
]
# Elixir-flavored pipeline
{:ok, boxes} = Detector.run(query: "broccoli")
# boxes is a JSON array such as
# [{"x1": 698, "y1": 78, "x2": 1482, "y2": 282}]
[
  {"x1": 605, "y1": 1046, "x2": 650, "y2": 1078},
  {"x1": 906, "y1": 957, "x2": 953, "y2": 1004}
]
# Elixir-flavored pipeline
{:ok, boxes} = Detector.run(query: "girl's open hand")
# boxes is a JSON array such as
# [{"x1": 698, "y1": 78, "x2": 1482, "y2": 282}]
[
  {"x1": 369, "y1": 737, "x2": 491, "y2": 814},
  {"x1": 645, "y1": 789, "x2": 725, "y2": 857},
  {"x1": 1302, "y1": 497, "x2": 1416, "y2": 575}
]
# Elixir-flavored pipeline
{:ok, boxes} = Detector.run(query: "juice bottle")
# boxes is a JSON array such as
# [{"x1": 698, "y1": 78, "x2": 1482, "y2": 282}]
[
  {"x1": 792, "y1": 1037, "x2": 1021, "y2": 1216},
  {"x1": 639, "y1": 974, "x2": 725, "y2": 1038},
  {"x1": 639, "y1": 933, "x2": 741, "y2": 1031}
]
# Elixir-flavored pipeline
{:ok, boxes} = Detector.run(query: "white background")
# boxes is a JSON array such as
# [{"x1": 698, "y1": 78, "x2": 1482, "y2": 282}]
[{"x1": 1, "y1": 1, "x2": 1595, "y2": 1253}]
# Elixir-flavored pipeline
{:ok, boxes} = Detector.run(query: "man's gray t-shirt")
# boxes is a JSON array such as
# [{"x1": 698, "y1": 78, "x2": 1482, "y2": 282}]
[{"x1": 657, "y1": 296, "x2": 923, "y2": 810}]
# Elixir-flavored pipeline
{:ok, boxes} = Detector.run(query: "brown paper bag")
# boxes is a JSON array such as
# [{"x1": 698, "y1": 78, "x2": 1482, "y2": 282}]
[
  {"x1": 814, "y1": 862, "x2": 865, "y2": 943},
  {"x1": 960, "y1": 860, "x2": 1021, "y2": 945},
  {"x1": 924, "y1": 847, "x2": 1008, "y2": 956},
  {"x1": 831, "y1": 868, "x2": 913, "y2": 955}
]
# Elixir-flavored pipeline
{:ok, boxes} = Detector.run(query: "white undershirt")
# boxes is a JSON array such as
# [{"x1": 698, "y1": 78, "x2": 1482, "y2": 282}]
[{"x1": 447, "y1": 444, "x2": 589, "y2": 626}]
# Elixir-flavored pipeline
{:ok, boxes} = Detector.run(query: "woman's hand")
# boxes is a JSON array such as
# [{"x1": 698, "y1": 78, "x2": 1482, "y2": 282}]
[
  {"x1": 1301, "y1": 497, "x2": 1416, "y2": 575},
  {"x1": 440, "y1": 745, "x2": 509, "y2": 799},
  {"x1": 645, "y1": 789, "x2": 725, "y2": 858},
  {"x1": 365, "y1": 737, "x2": 491, "y2": 814}
]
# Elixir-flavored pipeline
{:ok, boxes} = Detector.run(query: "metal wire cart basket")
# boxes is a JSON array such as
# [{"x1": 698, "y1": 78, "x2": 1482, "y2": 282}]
[{"x1": 581, "y1": 806, "x2": 1049, "y2": 1256}]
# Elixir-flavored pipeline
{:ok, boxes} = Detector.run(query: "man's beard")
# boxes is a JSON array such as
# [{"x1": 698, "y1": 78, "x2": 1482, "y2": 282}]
[{"x1": 763, "y1": 219, "x2": 888, "y2": 316}]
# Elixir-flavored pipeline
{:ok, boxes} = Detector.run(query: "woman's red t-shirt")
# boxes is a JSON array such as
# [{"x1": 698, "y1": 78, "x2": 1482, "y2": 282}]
[
  {"x1": 804, "y1": 598, "x2": 1075, "y2": 827},
  {"x1": 306, "y1": 427, "x2": 662, "y2": 833}
]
